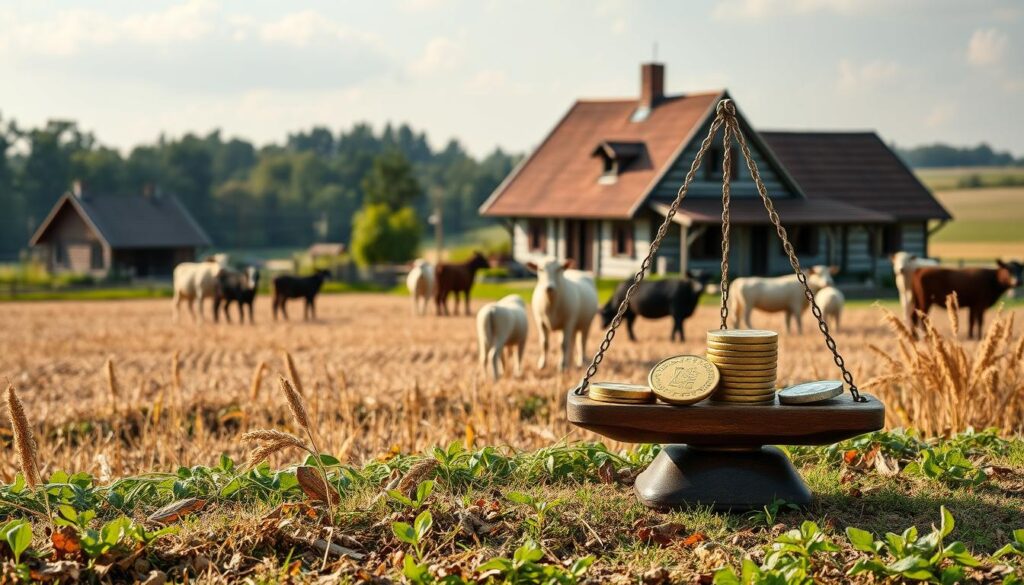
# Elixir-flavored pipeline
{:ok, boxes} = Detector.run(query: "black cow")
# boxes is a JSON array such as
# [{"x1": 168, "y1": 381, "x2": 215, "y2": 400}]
[
  {"x1": 600, "y1": 272, "x2": 712, "y2": 341},
  {"x1": 214, "y1": 266, "x2": 259, "y2": 324},
  {"x1": 272, "y1": 270, "x2": 329, "y2": 321}
]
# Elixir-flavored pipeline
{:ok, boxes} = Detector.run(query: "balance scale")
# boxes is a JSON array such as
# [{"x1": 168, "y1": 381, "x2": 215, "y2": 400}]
[{"x1": 565, "y1": 100, "x2": 885, "y2": 511}]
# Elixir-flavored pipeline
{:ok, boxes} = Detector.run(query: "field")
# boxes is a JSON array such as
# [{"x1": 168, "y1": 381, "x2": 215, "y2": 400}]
[{"x1": 1, "y1": 295, "x2": 1024, "y2": 582}]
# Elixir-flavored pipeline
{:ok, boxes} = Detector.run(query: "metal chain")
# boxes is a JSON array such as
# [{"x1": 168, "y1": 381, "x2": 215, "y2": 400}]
[
  {"x1": 724, "y1": 110, "x2": 866, "y2": 402},
  {"x1": 718, "y1": 121, "x2": 733, "y2": 330},
  {"x1": 573, "y1": 112, "x2": 726, "y2": 395}
]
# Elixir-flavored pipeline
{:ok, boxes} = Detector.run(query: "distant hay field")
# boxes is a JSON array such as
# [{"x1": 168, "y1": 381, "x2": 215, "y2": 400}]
[{"x1": 1, "y1": 294, "x2": 1021, "y2": 480}]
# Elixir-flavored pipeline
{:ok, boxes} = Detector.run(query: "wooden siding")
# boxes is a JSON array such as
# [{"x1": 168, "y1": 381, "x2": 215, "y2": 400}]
[
  {"x1": 649, "y1": 119, "x2": 799, "y2": 202},
  {"x1": 39, "y1": 202, "x2": 109, "y2": 276},
  {"x1": 598, "y1": 218, "x2": 650, "y2": 277}
]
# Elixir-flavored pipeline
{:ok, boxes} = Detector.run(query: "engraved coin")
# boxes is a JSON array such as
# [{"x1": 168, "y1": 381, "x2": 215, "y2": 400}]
[
  {"x1": 590, "y1": 382, "x2": 654, "y2": 404},
  {"x1": 648, "y1": 355, "x2": 720, "y2": 405},
  {"x1": 778, "y1": 380, "x2": 844, "y2": 405},
  {"x1": 707, "y1": 329, "x2": 779, "y2": 344},
  {"x1": 706, "y1": 348, "x2": 778, "y2": 359},
  {"x1": 707, "y1": 340, "x2": 778, "y2": 352}
]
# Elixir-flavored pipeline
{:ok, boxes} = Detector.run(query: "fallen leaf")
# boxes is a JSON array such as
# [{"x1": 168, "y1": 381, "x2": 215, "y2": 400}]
[
  {"x1": 51, "y1": 526, "x2": 81, "y2": 559},
  {"x1": 842, "y1": 449, "x2": 859, "y2": 466},
  {"x1": 984, "y1": 465, "x2": 1013, "y2": 478},
  {"x1": 635, "y1": 520, "x2": 686, "y2": 546},
  {"x1": 598, "y1": 460, "x2": 617, "y2": 484},
  {"x1": 30, "y1": 561, "x2": 80, "y2": 582},
  {"x1": 874, "y1": 454, "x2": 900, "y2": 477},
  {"x1": 682, "y1": 532, "x2": 707, "y2": 547},
  {"x1": 296, "y1": 466, "x2": 339, "y2": 506},
  {"x1": 147, "y1": 497, "x2": 207, "y2": 525}
]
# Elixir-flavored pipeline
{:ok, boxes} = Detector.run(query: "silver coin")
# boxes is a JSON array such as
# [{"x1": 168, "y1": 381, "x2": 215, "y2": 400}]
[{"x1": 778, "y1": 380, "x2": 844, "y2": 405}]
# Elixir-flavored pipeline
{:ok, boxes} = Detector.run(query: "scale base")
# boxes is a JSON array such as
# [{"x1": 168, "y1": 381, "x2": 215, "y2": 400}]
[{"x1": 634, "y1": 445, "x2": 812, "y2": 512}]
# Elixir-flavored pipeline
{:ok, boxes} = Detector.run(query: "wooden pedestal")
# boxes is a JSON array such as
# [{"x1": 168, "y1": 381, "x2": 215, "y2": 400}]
[{"x1": 566, "y1": 391, "x2": 884, "y2": 510}]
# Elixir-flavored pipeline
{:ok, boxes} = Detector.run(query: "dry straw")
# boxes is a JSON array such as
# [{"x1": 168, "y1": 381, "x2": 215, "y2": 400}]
[
  {"x1": 105, "y1": 358, "x2": 119, "y2": 413},
  {"x1": 6, "y1": 383, "x2": 41, "y2": 487},
  {"x1": 283, "y1": 351, "x2": 304, "y2": 396},
  {"x1": 249, "y1": 361, "x2": 266, "y2": 401}
]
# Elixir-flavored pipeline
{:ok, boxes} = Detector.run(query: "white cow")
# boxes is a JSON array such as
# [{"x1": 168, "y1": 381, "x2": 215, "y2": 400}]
[
  {"x1": 406, "y1": 259, "x2": 435, "y2": 316},
  {"x1": 891, "y1": 251, "x2": 939, "y2": 325},
  {"x1": 728, "y1": 266, "x2": 836, "y2": 334},
  {"x1": 476, "y1": 295, "x2": 529, "y2": 380},
  {"x1": 814, "y1": 285, "x2": 845, "y2": 332},
  {"x1": 172, "y1": 255, "x2": 228, "y2": 323},
  {"x1": 527, "y1": 257, "x2": 599, "y2": 371}
]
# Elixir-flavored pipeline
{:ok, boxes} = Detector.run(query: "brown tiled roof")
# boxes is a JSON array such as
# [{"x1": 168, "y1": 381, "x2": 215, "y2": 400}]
[
  {"x1": 650, "y1": 197, "x2": 892, "y2": 226},
  {"x1": 760, "y1": 132, "x2": 951, "y2": 221},
  {"x1": 480, "y1": 91, "x2": 723, "y2": 219}
]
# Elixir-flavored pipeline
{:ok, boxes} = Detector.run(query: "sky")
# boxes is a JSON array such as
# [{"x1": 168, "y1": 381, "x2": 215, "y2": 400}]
[{"x1": 0, "y1": 0, "x2": 1021, "y2": 157}]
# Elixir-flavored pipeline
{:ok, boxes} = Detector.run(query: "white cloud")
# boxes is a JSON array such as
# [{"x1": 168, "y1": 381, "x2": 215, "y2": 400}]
[
  {"x1": 713, "y1": 0, "x2": 886, "y2": 19},
  {"x1": 967, "y1": 28, "x2": 1008, "y2": 67},
  {"x1": 836, "y1": 59, "x2": 900, "y2": 92},
  {"x1": 465, "y1": 69, "x2": 508, "y2": 93},
  {"x1": 409, "y1": 36, "x2": 464, "y2": 77},
  {"x1": 924, "y1": 103, "x2": 956, "y2": 128}
]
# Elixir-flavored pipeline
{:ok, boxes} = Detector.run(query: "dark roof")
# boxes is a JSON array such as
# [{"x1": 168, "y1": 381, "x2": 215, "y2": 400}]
[
  {"x1": 30, "y1": 192, "x2": 212, "y2": 249},
  {"x1": 760, "y1": 131, "x2": 951, "y2": 221},
  {"x1": 480, "y1": 91, "x2": 723, "y2": 219},
  {"x1": 651, "y1": 197, "x2": 892, "y2": 226}
]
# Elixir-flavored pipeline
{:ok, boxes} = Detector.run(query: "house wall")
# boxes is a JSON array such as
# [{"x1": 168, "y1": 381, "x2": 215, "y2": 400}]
[
  {"x1": 36, "y1": 203, "x2": 109, "y2": 276},
  {"x1": 597, "y1": 218, "x2": 651, "y2": 278}
]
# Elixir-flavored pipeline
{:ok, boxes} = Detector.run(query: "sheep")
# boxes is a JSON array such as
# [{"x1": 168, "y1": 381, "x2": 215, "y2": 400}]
[
  {"x1": 406, "y1": 259, "x2": 435, "y2": 316},
  {"x1": 728, "y1": 266, "x2": 836, "y2": 334},
  {"x1": 526, "y1": 257, "x2": 598, "y2": 371},
  {"x1": 476, "y1": 294, "x2": 529, "y2": 380},
  {"x1": 891, "y1": 251, "x2": 939, "y2": 325},
  {"x1": 814, "y1": 285, "x2": 845, "y2": 332},
  {"x1": 172, "y1": 255, "x2": 228, "y2": 323}
]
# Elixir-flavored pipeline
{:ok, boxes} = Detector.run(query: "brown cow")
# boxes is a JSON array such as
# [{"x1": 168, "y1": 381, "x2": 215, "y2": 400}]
[
  {"x1": 910, "y1": 260, "x2": 1022, "y2": 338},
  {"x1": 435, "y1": 251, "x2": 490, "y2": 316}
]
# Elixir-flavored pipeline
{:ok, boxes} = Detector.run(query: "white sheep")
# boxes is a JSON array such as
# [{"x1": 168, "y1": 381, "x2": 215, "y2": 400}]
[
  {"x1": 476, "y1": 294, "x2": 529, "y2": 380},
  {"x1": 728, "y1": 265, "x2": 836, "y2": 334},
  {"x1": 814, "y1": 285, "x2": 845, "y2": 332},
  {"x1": 891, "y1": 251, "x2": 939, "y2": 325},
  {"x1": 527, "y1": 257, "x2": 598, "y2": 370},
  {"x1": 406, "y1": 259, "x2": 435, "y2": 316},
  {"x1": 172, "y1": 255, "x2": 228, "y2": 323}
]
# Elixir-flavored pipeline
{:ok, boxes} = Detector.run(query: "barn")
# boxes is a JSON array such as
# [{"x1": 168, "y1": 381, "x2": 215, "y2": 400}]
[
  {"x1": 479, "y1": 63, "x2": 952, "y2": 281},
  {"x1": 28, "y1": 185, "x2": 211, "y2": 279}
]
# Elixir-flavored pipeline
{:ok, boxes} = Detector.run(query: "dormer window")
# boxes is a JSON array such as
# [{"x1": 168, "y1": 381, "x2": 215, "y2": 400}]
[{"x1": 592, "y1": 141, "x2": 647, "y2": 184}]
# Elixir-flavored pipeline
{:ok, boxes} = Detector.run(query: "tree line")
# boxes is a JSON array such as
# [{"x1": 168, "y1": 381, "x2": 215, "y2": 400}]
[
  {"x1": 0, "y1": 115, "x2": 520, "y2": 261},
  {"x1": 896, "y1": 142, "x2": 1023, "y2": 168}
]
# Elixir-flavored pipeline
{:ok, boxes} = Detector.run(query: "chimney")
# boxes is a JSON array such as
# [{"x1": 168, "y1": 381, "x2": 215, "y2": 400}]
[
  {"x1": 640, "y1": 62, "x2": 665, "y2": 109},
  {"x1": 72, "y1": 180, "x2": 84, "y2": 199}
]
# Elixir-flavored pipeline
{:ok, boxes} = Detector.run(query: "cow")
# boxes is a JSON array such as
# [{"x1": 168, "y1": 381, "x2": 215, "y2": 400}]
[
  {"x1": 600, "y1": 272, "x2": 712, "y2": 342},
  {"x1": 406, "y1": 259, "x2": 435, "y2": 316},
  {"x1": 172, "y1": 255, "x2": 228, "y2": 323},
  {"x1": 891, "y1": 251, "x2": 940, "y2": 325},
  {"x1": 728, "y1": 266, "x2": 836, "y2": 334},
  {"x1": 272, "y1": 270, "x2": 330, "y2": 321},
  {"x1": 435, "y1": 252, "x2": 490, "y2": 316},
  {"x1": 910, "y1": 260, "x2": 1022, "y2": 339},
  {"x1": 814, "y1": 285, "x2": 845, "y2": 332},
  {"x1": 527, "y1": 257, "x2": 599, "y2": 371},
  {"x1": 214, "y1": 266, "x2": 259, "y2": 324},
  {"x1": 476, "y1": 294, "x2": 529, "y2": 380}
]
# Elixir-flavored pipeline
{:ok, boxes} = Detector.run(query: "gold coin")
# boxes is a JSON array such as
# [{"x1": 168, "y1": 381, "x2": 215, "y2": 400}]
[
  {"x1": 590, "y1": 382, "x2": 653, "y2": 400},
  {"x1": 590, "y1": 396, "x2": 654, "y2": 404},
  {"x1": 719, "y1": 380, "x2": 776, "y2": 390},
  {"x1": 647, "y1": 355, "x2": 720, "y2": 406},
  {"x1": 707, "y1": 355, "x2": 778, "y2": 366},
  {"x1": 712, "y1": 393, "x2": 777, "y2": 403},
  {"x1": 710, "y1": 362, "x2": 779, "y2": 372},
  {"x1": 717, "y1": 387, "x2": 776, "y2": 396},
  {"x1": 712, "y1": 398, "x2": 775, "y2": 405},
  {"x1": 706, "y1": 348, "x2": 778, "y2": 359},
  {"x1": 720, "y1": 373, "x2": 777, "y2": 383},
  {"x1": 707, "y1": 340, "x2": 778, "y2": 352},
  {"x1": 707, "y1": 329, "x2": 779, "y2": 344}
]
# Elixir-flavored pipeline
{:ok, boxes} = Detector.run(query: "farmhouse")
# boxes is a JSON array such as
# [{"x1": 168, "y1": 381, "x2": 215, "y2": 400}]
[
  {"x1": 480, "y1": 63, "x2": 951, "y2": 280},
  {"x1": 28, "y1": 184, "x2": 211, "y2": 279}
]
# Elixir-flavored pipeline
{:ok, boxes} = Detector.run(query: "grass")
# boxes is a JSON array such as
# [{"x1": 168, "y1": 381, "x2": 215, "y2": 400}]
[{"x1": 915, "y1": 166, "x2": 1024, "y2": 192}]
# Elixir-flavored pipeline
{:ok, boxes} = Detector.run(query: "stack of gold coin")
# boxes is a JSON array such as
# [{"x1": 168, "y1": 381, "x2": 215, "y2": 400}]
[
  {"x1": 705, "y1": 329, "x2": 779, "y2": 405},
  {"x1": 589, "y1": 382, "x2": 655, "y2": 404}
]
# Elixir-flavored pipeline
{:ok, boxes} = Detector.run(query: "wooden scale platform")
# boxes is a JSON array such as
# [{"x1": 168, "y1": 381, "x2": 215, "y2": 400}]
[{"x1": 565, "y1": 100, "x2": 885, "y2": 511}]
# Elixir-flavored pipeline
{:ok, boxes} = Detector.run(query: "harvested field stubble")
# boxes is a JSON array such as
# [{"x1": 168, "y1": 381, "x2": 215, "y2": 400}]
[{"x1": 0, "y1": 294, "x2": 1022, "y2": 480}]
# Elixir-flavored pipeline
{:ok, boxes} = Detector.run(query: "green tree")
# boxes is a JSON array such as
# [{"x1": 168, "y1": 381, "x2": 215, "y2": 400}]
[
  {"x1": 350, "y1": 203, "x2": 421, "y2": 267},
  {"x1": 362, "y1": 150, "x2": 422, "y2": 211}
]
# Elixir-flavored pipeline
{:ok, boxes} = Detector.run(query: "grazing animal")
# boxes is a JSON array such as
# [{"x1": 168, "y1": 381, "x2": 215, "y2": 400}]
[
  {"x1": 814, "y1": 285, "x2": 845, "y2": 332},
  {"x1": 172, "y1": 255, "x2": 228, "y2": 323},
  {"x1": 406, "y1": 259, "x2": 435, "y2": 316},
  {"x1": 272, "y1": 270, "x2": 329, "y2": 321},
  {"x1": 910, "y1": 260, "x2": 1022, "y2": 339},
  {"x1": 476, "y1": 294, "x2": 529, "y2": 380},
  {"x1": 214, "y1": 266, "x2": 260, "y2": 324},
  {"x1": 527, "y1": 257, "x2": 599, "y2": 371},
  {"x1": 600, "y1": 272, "x2": 711, "y2": 341},
  {"x1": 728, "y1": 266, "x2": 836, "y2": 333},
  {"x1": 435, "y1": 252, "x2": 490, "y2": 316},
  {"x1": 891, "y1": 251, "x2": 939, "y2": 325}
]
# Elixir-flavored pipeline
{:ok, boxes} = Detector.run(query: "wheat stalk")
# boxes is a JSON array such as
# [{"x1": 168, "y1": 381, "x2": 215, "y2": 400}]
[
  {"x1": 249, "y1": 361, "x2": 266, "y2": 401},
  {"x1": 105, "y1": 358, "x2": 119, "y2": 414},
  {"x1": 283, "y1": 351, "x2": 304, "y2": 396},
  {"x1": 5, "y1": 384, "x2": 41, "y2": 487}
]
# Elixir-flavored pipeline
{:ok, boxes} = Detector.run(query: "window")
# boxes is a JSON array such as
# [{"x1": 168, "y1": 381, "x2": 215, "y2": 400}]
[
  {"x1": 704, "y1": 147, "x2": 738, "y2": 180},
  {"x1": 90, "y1": 242, "x2": 104, "y2": 270},
  {"x1": 527, "y1": 219, "x2": 547, "y2": 253},
  {"x1": 610, "y1": 222, "x2": 634, "y2": 257},
  {"x1": 880, "y1": 224, "x2": 902, "y2": 257},
  {"x1": 690, "y1": 228, "x2": 723, "y2": 260},
  {"x1": 792, "y1": 226, "x2": 819, "y2": 256},
  {"x1": 54, "y1": 243, "x2": 67, "y2": 267}
]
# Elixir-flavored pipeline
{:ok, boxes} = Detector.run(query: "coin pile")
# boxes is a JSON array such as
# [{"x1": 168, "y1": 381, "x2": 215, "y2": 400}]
[
  {"x1": 705, "y1": 329, "x2": 779, "y2": 405},
  {"x1": 589, "y1": 382, "x2": 655, "y2": 404}
]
